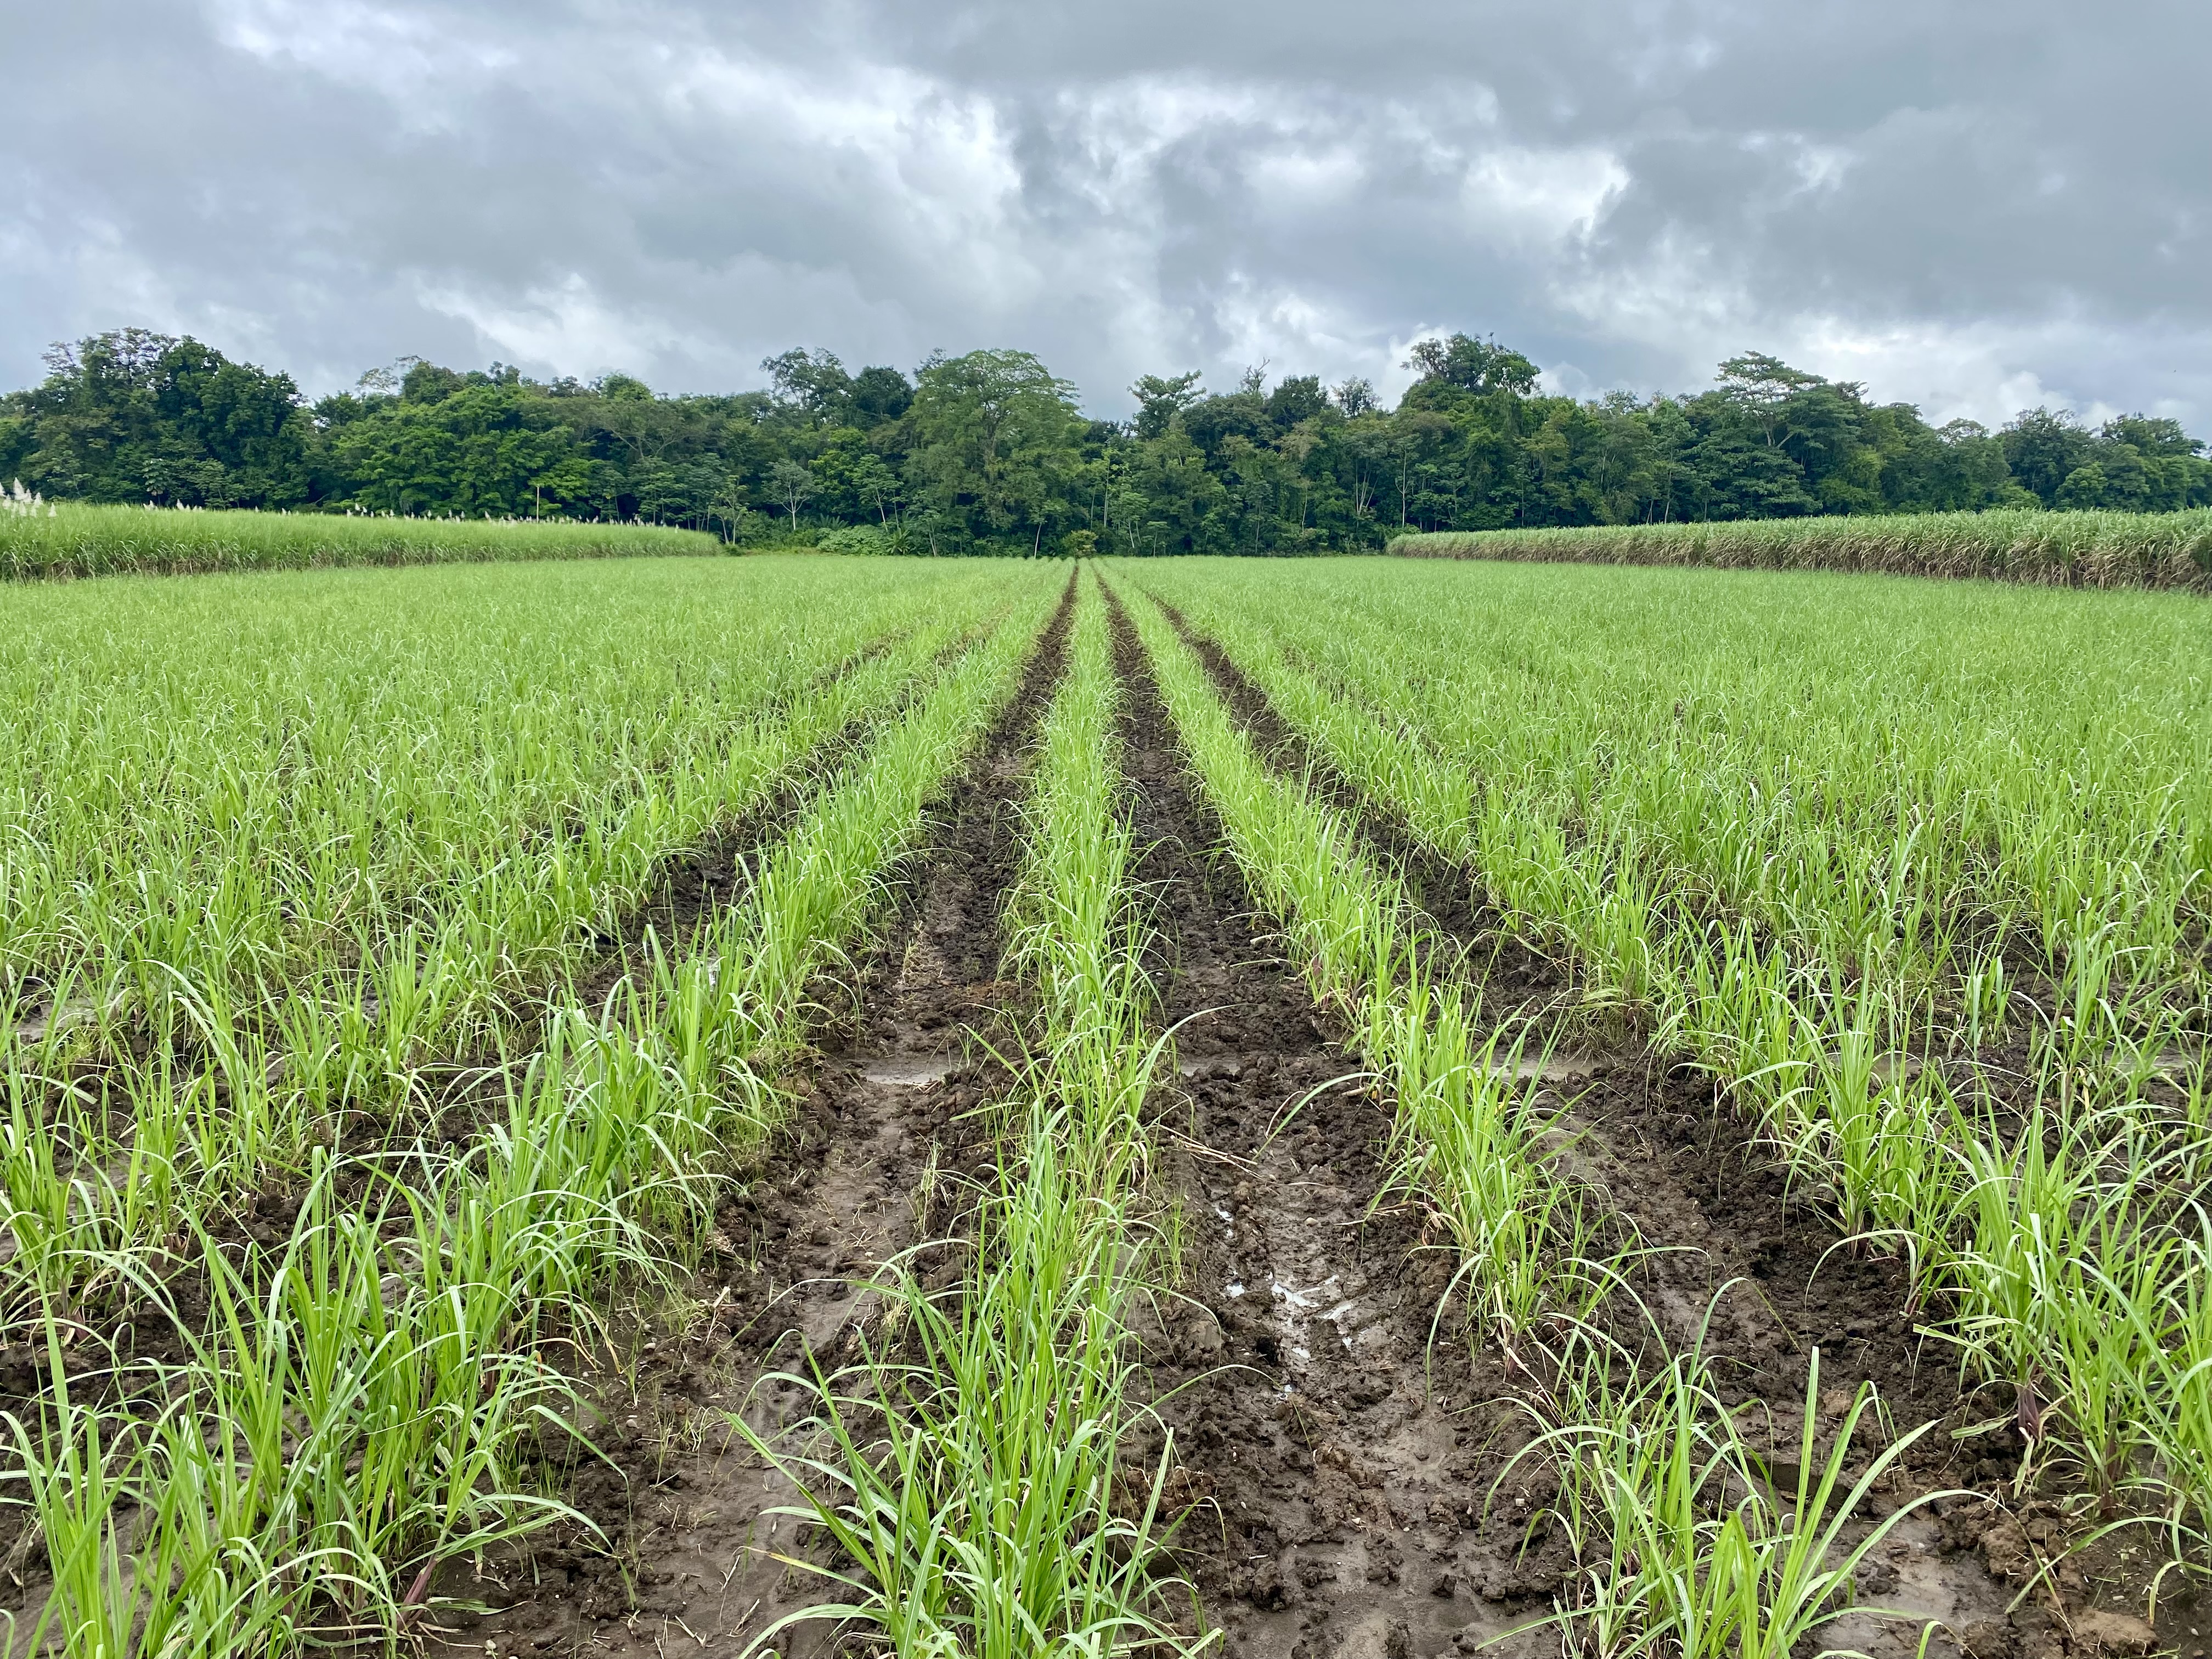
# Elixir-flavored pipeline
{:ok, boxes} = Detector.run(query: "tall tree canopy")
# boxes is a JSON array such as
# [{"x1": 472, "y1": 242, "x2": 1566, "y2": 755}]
[
  {"x1": 3, "y1": 328, "x2": 313, "y2": 507},
  {"x1": 4, "y1": 328, "x2": 2206, "y2": 552},
  {"x1": 904, "y1": 349, "x2": 1085, "y2": 552}
]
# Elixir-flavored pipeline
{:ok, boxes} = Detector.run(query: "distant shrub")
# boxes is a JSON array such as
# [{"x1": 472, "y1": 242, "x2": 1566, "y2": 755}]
[{"x1": 815, "y1": 523, "x2": 892, "y2": 556}]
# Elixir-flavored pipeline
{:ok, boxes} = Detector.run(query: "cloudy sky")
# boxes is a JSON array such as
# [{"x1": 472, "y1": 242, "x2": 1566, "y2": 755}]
[{"x1": 7, "y1": 0, "x2": 2207, "y2": 425}]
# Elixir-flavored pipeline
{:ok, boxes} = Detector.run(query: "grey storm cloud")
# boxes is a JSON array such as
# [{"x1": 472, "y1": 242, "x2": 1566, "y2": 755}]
[{"x1": 5, "y1": 0, "x2": 2208, "y2": 426}]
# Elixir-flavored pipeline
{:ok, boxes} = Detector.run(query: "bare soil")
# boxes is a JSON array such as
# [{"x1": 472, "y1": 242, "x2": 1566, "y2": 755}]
[{"x1": 1109, "y1": 595, "x2": 1549, "y2": 1659}]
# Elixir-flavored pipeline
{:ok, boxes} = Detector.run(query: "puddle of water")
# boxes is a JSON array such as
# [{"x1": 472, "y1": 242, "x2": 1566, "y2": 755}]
[
  {"x1": 1177, "y1": 1059, "x2": 1248, "y2": 1080},
  {"x1": 1267, "y1": 1273, "x2": 1363, "y2": 1356},
  {"x1": 1480, "y1": 1052, "x2": 1600, "y2": 1083},
  {"x1": 859, "y1": 1056, "x2": 961, "y2": 1086},
  {"x1": 12, "y1": 996, "x2": 103, "y2": 1044},
  {"x1": 1319, "y1": 1297, "x2": 1359, "y2": 1351},
  {"x1": 1270, "y1": 1273, "x2": 1344, "y2": 1312}
]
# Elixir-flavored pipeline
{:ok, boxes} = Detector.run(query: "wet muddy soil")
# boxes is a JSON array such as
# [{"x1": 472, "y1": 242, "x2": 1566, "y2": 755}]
[
  {"x1": 1109, "y1": 596, "x2": 1556, "y2": 1659},
  {"x1": 419, "y1": 589, "x2": 1073, "y2": 1659}
]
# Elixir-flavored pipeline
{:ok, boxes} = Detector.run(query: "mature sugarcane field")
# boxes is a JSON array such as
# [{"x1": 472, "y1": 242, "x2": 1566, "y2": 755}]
[{"x1": 0, "y1": 550, "x2": 2207, "y2": 1659}]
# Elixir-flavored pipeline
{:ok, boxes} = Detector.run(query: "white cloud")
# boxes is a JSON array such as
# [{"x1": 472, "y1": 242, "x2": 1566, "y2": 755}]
[
  {"x1": 0, "y1": 0, "x2": 2205, "y2": 432},
  {"x1": 414, "y1": 272, "x2": 697, "y2": 376},
  {"x1": 209, "y1": 0, "x2": 518, "y2": 122},
  {"x1": 1458, "y1": 145, "x2": 1628, "y2": 245}
]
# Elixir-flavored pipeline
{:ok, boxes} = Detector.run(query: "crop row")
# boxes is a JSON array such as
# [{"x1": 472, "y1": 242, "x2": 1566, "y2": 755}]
[
  {"x1": 744, "y1": 572, "x2": 1201, "y2": 1651},
  {"x1": 1148, "y1": 557, "x2": 2208, "y2": 1073},
  {"x1": 1392, "y1": 506, "x2": 2212, "y2": 591},
  {"x1": 0, "y1": 500, "x2": 718, "y2": 580}
]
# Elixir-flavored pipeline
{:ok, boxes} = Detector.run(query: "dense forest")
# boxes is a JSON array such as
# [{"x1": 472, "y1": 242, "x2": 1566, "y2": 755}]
[{"x1": 3, "y1": 326, "x2": 2207, "y2": 555}]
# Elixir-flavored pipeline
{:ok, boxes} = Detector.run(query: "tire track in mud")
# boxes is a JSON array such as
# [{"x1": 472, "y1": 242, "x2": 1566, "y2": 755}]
[
  {"x1": 1148, "y1": 597, "x2": 1790, "y2": 1374},
  {"x1": 1137, "y1": 592, "x2": 2052, "y2": 1658},
  {"x1": 1108, "y1": 592, "x2": 1551, "y2": 1659},
  {"x1": 427, "y1": 583, "x2": 1074, "y2": 1659}
]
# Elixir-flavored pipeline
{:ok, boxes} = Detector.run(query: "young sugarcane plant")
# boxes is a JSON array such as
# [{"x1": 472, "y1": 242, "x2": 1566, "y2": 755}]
[{"x1": 1504, "y1": 1307, "x2": 1956, "y2": 1659}]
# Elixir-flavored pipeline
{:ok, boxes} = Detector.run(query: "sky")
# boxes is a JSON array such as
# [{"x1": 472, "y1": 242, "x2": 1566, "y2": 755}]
[{"x1": 5, "y1": 0, "x2": 2208, "y2": 427}]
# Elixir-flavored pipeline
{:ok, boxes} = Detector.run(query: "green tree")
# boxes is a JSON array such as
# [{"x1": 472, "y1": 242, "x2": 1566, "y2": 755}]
[
  {"x1": 761, "y1": 349, "x2": 854, "y2": 422},
  {"x1": 1333, "y1": 377, "x2": 1380, "y2": 416},
  {"x1": 2001, "y1": 408, "x2": 2095, "y2": 505},
  {"x1": 904, "y1": 349, "x2": 1085, "y2": 551},
  {"x1": 14, "y1": 329, "x2": 313, "y2": 506},
  {"x1": 1406, "y1": 333, "x2": 1541, "y2": 397},
  {"x1": 768, "y1": 458, "x2": 817, "y2": 529},
  {"x1": 331, "y1": 381, "x2": 584, "y2": 516},
  {"x1": 1716, "y1": 352, "x2": 1828, "y2": 450},
  {"x1": 848, "y1": 365, "x2": 914, "y2": 428},
  {"x1": 2056, "y1": 462, "x2": 2111, "y2": 510},
  {"x1": 1131, "y1": 371, "x2": 1205, "y2": 440}
]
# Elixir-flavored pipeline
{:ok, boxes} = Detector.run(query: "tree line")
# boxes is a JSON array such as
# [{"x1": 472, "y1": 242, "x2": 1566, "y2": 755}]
[{"x1": 3, "y1": 326, "x2": 2207, "y2": 556}]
